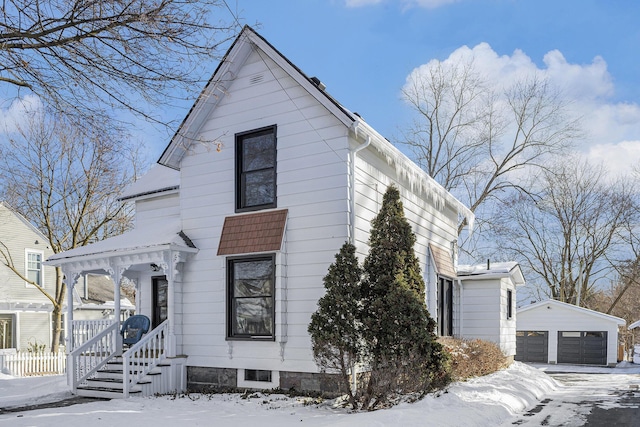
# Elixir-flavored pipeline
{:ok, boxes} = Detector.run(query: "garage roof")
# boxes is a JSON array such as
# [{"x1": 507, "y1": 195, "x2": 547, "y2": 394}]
[{"x1": 518, "y1": 299, "x2": 626, "y2": 326}]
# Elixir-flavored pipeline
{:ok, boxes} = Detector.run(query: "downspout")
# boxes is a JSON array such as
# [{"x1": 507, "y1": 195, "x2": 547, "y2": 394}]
[
  {"x1": 347, "y1": 121, "x2": 371, "y2": 396},
  {"x1": 458, "y1": 278, "x2": 464, "y2": 338},
  {"x1": 348, "y1": 121, "x2": 371, "y2": 245}
]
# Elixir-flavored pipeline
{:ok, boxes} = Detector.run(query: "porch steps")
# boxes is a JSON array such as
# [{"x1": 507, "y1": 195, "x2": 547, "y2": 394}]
[{"x1": 76, "y1": 358, "x2": 170, "y2": 399}]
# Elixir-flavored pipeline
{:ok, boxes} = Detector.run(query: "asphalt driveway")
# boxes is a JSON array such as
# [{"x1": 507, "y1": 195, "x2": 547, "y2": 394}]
[{"x1": 505, "y1": 370, "x2": 640, "y2": 426}]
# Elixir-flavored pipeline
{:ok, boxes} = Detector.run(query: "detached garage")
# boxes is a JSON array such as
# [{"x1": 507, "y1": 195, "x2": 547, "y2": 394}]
[{"x1": 516, "y1": 299, "x2": 625, "y2": 366}]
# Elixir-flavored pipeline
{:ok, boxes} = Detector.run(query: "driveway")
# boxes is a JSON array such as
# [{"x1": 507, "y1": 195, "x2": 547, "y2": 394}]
[{"x1": 504, "y1": 369, "x2": 640, "y2": 426}]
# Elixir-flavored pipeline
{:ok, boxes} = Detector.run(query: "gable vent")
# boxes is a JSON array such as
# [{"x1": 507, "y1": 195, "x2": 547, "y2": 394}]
[{"x1": 249, "y1": 74, "x2": 264, "y2": 85}]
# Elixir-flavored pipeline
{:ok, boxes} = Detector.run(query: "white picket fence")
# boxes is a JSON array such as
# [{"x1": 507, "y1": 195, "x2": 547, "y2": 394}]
[{"x1": 1, "y1": 351, "x2": 66, "y2": 376}]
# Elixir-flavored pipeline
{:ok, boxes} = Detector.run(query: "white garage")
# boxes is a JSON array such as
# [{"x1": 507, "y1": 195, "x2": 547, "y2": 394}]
[{"x1": 516, "y1": 299, "x2": 625, "y2": 367}]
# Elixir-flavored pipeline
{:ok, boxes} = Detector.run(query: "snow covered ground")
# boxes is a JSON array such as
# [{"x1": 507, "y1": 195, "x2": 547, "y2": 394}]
[{"x1": 1, "y1": 362, "x2": 638, "y2": 426}]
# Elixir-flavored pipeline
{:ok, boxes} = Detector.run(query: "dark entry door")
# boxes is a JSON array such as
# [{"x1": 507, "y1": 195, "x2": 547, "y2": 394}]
[
  {"x1": 152, "y1": 276, "x2": 168, "y2": 328},
  {"x1": 438, "y1": 277, "x2": 453, "y2": 336}
]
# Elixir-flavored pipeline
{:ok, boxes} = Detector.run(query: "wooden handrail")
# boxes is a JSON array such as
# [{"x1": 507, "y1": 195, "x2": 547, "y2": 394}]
[{"x1": 69, "y1": 321, "x2": 119, "y2": 393}]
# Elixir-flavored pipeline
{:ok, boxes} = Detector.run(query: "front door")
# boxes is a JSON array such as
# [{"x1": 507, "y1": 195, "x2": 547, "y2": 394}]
[{"x1": 152, "y1": 276, "x2": 168, "y2": 328}]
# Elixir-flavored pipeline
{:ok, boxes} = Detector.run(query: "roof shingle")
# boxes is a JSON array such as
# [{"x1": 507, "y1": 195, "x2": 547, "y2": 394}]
[{"x1": 217, "y1": 209, "x2": 288, "y2": 256}]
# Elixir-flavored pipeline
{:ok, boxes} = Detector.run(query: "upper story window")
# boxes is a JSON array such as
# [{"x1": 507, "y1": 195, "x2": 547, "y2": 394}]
[
  {"x1": 227, "y1": 255, "x2": 275, "y2": 340},
  {"x1": 26, "y1": 250, "x2": 43, "y2": 287},
  {"x1": 236, "y1": 125, "x2": 277, "y2": 212},
  {"x1": 507, "y1": 289, "x2": 513, "y2": 319}
]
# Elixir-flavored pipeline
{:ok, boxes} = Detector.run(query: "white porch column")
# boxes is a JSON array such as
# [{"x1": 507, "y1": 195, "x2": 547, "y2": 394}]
[
  {"x1": 60, "y1": 267, "x2": 80, "y2": 388},
  {"x1": 108, "y1": 263, "x2": 129, "y2": 355},
  {"x1": 162, "y1": 251, "x2": 188, "y2": 358},
  {"x1": 61, "y1": 268, "x2": 80, "y2": 351}
]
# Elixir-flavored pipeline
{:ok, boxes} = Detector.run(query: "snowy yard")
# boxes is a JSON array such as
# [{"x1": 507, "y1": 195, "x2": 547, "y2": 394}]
[{"x1": 1, "y1": 362, "x2": 638, "y2": 426}]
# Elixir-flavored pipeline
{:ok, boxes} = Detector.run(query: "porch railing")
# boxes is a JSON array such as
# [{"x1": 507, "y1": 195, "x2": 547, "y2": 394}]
[
  {"x1": 122, "y1": 319, "x2": 168, "y2": 398},
  {"x1": 72, "y1": 319, "x2": 114, "y2": 348},
  {"x1": 69, "y1": 321, "x2": 119, "y2": 393}
]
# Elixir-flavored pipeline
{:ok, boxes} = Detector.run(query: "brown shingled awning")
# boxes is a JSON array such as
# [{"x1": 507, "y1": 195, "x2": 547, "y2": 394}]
[
  {"x1": 217, "y1": 209, "x2": 288, "y2": 256},
  {"x1": 429, "y1": 243, "x2": 456, "y2": 278}
]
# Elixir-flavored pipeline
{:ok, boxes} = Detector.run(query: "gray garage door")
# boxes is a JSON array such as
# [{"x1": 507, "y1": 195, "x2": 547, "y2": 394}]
[
  {"x1": 515, "y1": 331, "x2": 549, "y2": 363},
  {"x1": 557, "y1": 331, "x2": 607, "y2": 365}
]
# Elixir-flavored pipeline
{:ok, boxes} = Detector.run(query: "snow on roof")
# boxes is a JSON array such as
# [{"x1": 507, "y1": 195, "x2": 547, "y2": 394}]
[
  {"x1": 119, "y1": 164, "x2": 179, "y2": 201},
  {"x1": 46, "y1": 218, "x2": 195, "y2": 263},
  {"x1": 351, "y1": 119, "x2": 474, "y2": 228},
  {"x1": 628, "y1": 320, "x2": 640, "y2": 330},
  {"x1": 457, "y1": 261, "x2": 525, "y2": 285},
  {"x1": 457, "y1": 261, "x2": 519, "y2": 276}
]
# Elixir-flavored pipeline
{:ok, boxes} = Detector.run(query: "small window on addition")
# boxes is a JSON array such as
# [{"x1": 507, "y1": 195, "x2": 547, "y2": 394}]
[{"x1": 244, "y1": 369, "x2": 272, "y2": 382}]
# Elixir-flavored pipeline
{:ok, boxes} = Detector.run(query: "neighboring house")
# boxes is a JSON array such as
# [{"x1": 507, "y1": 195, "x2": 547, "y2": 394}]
[
  {"x1": 0, "y1": 202, "x2": 56, "y2": 352},
  {"x1": 72, "y1": 273, "x2": 135, "y2": 321},
  {"x1": 47, "y1": 26, "x2": 520, "y2": 398},
  {"x1": 516, "y1": 299, "x2": 625, "y2": 366}
]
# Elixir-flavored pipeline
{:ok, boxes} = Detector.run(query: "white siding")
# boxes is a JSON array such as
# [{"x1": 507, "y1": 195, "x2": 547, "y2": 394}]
[
  {"x1": 17, "y1": 312, "x2": 51, "y2": 351},
  {"x1": 134, "y1": 193, "x2": 180, "y2": 225},
  {"x1": 176, "y1": 48, "x2": 350, "y2": 373},
  {"x1": 459, "y1": 276, "x2": 518, "y2": 357}
]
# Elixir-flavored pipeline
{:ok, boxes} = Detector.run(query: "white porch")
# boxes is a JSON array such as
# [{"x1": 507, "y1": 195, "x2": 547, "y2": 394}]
[{"x1": 45, "y1": 222, "x2": 197, "y2": 398}]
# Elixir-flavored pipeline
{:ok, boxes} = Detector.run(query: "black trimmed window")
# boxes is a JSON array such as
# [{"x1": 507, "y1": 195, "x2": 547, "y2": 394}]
[
  {"x1": 236, "y1": 125, "x2": 277, "y2": 212},
  {"x1": 507, "y1": 289, "x2": 513, "y2": 319},
  {"x1": 227, "y1": 255, "x2": 275, "y2": 339}
]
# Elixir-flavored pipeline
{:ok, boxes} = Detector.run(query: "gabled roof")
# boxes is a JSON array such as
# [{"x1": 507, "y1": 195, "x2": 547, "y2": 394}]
[
  {"x1": 155, "y1": 25, "x2": 475, "y2": 228},
  {"x1": 159, "y1": 25, "x2": 355, "y2": 169},
  {"x1": 0, "y1": 201, "x2": 49, "y2": 243},
  {"x1": 518, "y1": 299, "x2": 626, "y2": 326}
]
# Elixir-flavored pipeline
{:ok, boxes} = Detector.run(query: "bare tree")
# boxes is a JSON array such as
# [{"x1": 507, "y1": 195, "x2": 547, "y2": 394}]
[
  {"x1": 0, "y1": 0, "x2": 238, "y2": 129},
  {"x1": 0, "y1": 112, "x2": 138, "y2": 351},
  {"x1": 399, "y1": 58, "x2": 581, "y2": 245},
  {"x1": 493, "y1": 158, "x2": 635, "y2": 305},
  {"x1": 584, "y1": 264, "x2": 640, "y2": 359}
]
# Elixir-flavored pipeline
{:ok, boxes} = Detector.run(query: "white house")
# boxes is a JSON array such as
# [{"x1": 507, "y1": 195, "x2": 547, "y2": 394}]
[
  {"x1": 47, "y1": 26, "x2": 520, "y2": 398},
  {"x1": 0, "y1": 202, "x2": 56, "y2": 352},
  {"x1": 516, "y1": 299, "x2": 625, "y2": 366}
]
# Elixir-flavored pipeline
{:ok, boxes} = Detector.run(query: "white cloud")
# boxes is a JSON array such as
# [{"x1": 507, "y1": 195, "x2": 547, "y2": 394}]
[
  {"x1": 0, "y1": 95, "x2": 42, "y2": 134},
  {"x1": 404, "y1": 43, "x2": 640, "y2": 174},
  {"x1": 586, "y1": 140, "x2": 640, "y2": 176}
]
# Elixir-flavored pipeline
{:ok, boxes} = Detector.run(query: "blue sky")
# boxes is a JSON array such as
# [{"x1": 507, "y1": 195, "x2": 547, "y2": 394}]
[
  {"x1": 1, "y1": 0, "x2": 638, "y2": 170},
  {"x1": 224, "y1": 0, "x2": 640, "y2": 172}
]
